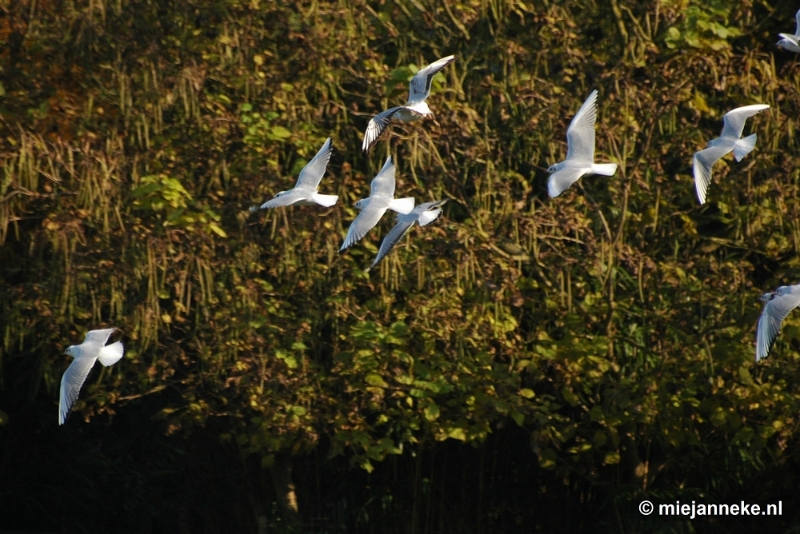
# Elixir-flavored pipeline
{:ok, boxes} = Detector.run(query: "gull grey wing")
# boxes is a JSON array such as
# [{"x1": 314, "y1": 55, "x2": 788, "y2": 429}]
[
  {"x1": 565, "y1": 90, "x2": 598, "y2": 163},
  {"x1": 295, "y1": 137, "x2": 333, "y2": 189},
  {"x1": 362, "y1": 107, "x2": 404, "y2": 152},
  {"x1": 369, "y1": 156, "x2": 397, "y2": 198},
  {"x1": 757, "y1": 290, "x2": 800, "y2": 361},
  {"x1": 795, "y1": 9, "x2": 800, "y2": 35},
  {"x1": 548, "y1": 165, "x2": 591, "y2": 198},
  {"x1": 369, "y1": 200, "x2": 445, "y2": 269},
  {"x1": 259, "y1": 189, "x2": 309, "y2": 209},
  {"x1": 369, "y1": 217, "x2": 417, "y2": 270},
  {"x1": 59, "y1": 356, "x2": 97, "y2": 425},
  {"x1": 340, "y1": 205, "x2": 388, "y2": 251},
  {"x1": 720, "y1": 105, "x2": 770, "y2": 139},
  {"x1": 82, "y1": 328, "x2": 116, "y2": 347},
  {"x1": 408, "y1": 55, "x2": 456, "y2": 104},
  {"x1": 692, "y1": 144, "x2": 732, "y2": 204}
]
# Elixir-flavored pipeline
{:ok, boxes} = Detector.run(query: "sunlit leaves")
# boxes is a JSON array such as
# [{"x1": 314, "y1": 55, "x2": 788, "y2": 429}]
[
  {"x1": 240, "y1": 108, "x2": 291, "y2": 148},
  {"x1": 132, "y1": 174, "x2": 228, "y2": 237},
  {"x1": 661, "y1": 1, "x2": 742, "y2": 51}
]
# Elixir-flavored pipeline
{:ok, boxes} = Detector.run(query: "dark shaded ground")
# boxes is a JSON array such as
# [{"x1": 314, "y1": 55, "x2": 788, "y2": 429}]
[{"x1": 1, "y1": 397, "x2": 798, "y2": 533}]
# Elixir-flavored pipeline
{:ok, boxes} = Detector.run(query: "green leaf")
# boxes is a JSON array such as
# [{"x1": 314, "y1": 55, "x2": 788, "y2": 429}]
[
  {"x1": 738, "y1": 366, "x2": 754, "y2": 386},
  {"x1": 365, "y1": 374, "x2": 389, "y2": 388},
  {"x1": 269, "y1": 126, "x2": 292, "y2": 140},
  {"x1": 424, "y1": 402, "x2": 440, "y2": 421},
  {"x1": 275, "y1": 351, "x2": 298, "y2": 369},
  {"x1": 446, "y1": 427, "x2": 467, "y2": 441},
  {"x1": 208, "y1": 223, "x2": 227, "y2": 238},
  {"x1": 561, "y1": 387, "x2": 580, "y2": 406},
  {"x1": 360, "y1": 459, "x2": 374, "y2": 473},
  {"x1": 538, "y1": 449, "x2": 557, "y2": 470},
  {"x1": 510, "y1": 411, "x2": 524, "y2": 427}
]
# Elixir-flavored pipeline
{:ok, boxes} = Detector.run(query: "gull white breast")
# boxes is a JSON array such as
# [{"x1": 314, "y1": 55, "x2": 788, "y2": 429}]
[
  {"x1": 340, "y1": 156, "x2": 415, "y2": 251},
  {"x1": 547, "y1": 89, "x2": 618, "y2": 198},
  {"x1": 258, "y1": 137, "x2": 338, "y2": 210},
  {"x1": 777, "y1": 9, "x2": 800, "y2": 53},
  {"x1": 367, "y1": 199, "x2": 447, "y2": 271},
  {"x1": 59, "y1": 328, "x2": 124, "y2": 425},
  {"x1": 692, "y1": 104, "x2": 769, "y2": 205},
  {"x1": 362, "y1": 55, "x2": 456, "y2": 152},
  {"x1": 756, "y1": 285, "x2": 800, "y2": 362}
]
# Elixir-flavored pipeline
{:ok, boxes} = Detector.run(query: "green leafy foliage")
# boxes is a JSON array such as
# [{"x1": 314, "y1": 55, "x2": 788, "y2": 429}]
[{"x1": 662, "y1": 1, "x2": 743, "y2": 51}]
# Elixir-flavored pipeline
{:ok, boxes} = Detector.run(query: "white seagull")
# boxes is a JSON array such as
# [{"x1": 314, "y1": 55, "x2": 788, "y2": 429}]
[
  {"x1": 258, "y1": 137, "x2": 338, "y2": 209},
  {"x1": 756, "y1": 285, "x2": 800, "y2": 361},
  {"x1": 59, "y1": 328, "x2": 125, "y2": 425},
  {"x1": 692, "y1": 104, "x2": 770, "y2": 205},
  {"x1": 367, "y1": 199, "x2": 447, "y2": 271},
  {"x1": 340, "y1": 156, "x2": 415, "y2": 251},
  {"x1": 547, "y1": 89, "x2": 618, "y2": 198},
  {"x1": 777, "y1": 10, "x2": 800, "y2": 53},
  {"x1": 362, "y1": 55, "x2": 456, "y2": 152}
]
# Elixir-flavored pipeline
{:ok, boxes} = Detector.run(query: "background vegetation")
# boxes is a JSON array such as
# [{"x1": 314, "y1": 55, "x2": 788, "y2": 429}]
[{"x1": 2, "y1": 0, "x2": 800, "y2": 532}]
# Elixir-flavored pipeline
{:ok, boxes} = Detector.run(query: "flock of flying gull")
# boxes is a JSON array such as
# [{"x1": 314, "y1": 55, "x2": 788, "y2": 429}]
[{"x1": 56, "y1": 11, "x2": 800, "y2": 425}]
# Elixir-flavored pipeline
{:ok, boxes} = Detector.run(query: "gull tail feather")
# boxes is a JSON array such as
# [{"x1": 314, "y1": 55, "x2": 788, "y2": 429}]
[
  {"x1": 312, "y1": 194, "x2": 339, "y2": 207},
  {"x1": 98, "y1": 342, "x2": 124, "y2": 366},
  {"x1": 388, "y1": 197, "x2": 415, "y2": 214},
  {"x1": 591, "y1": 163, "x2": 618, "y2": 176},
  {"x1": 418, "y1": 209, "x2": 443, "y2": 227},
  {"x1": 733, "y1": 134, "x2": 757, "y2": 162}
]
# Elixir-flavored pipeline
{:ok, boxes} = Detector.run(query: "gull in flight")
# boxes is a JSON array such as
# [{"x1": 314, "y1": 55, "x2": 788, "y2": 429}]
[
  {"x1": 340, "y1": 156, "x2": 415, "y2": 251},
  {"x1": 692, "y1": 104, "x2": 770, "y2": 204},
  {"x1": 362, "y1": 55, "x2": 456, "y2": 152},
  {"x1": 777, "y1": 9, "x2": 800, "y2": 52},
  {"x1": 547, "y1": 89, "x2": 618, "y2": 198},
  {"x1": 756, "y1": 284, "x2": 800, "y2": 361},
  {"x1": 367, "y1": 199, "x2": 447, "y2": 271},
  {"x1": 258, "y1": 137, "x2": 338, "y2": 209},
  {"x1": 59, "y1": 328, "x2": 124, "y2": 425}
]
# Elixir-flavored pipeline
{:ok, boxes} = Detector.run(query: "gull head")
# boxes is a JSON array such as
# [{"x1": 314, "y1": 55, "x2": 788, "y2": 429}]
[
  {"x1": 760, "y1": 291, "x2": 777, "y2": 303},
  {"x1": 64, "y1": 345, "x2": 77, "y2": 357},
  {"x1": 547, "y1": 163, "x2": 561, "y2": 174},
  {"x1": 274, "y1": 190, "x2": 290, "y2": 198},
  {"x1": 777, "y1": 38, "x2": 800, "y2": 52},
  {"x1": 354, "y1": 198, "x2": 368, "y2": 210}
]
